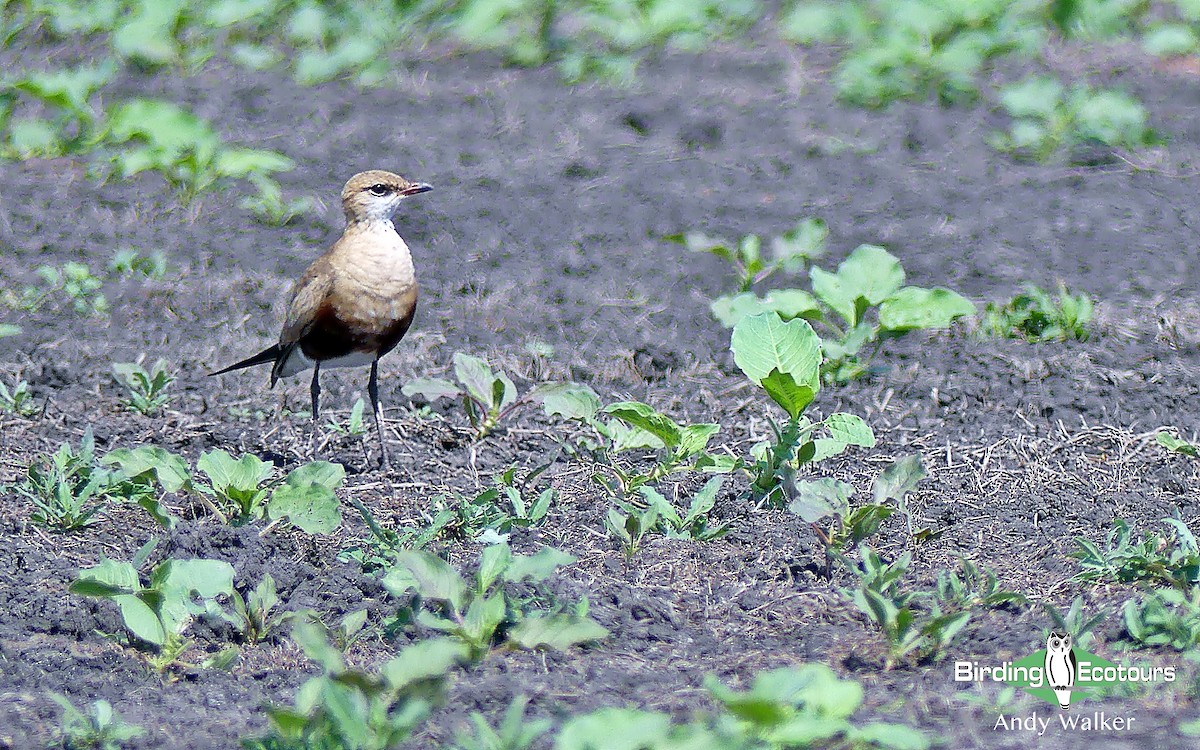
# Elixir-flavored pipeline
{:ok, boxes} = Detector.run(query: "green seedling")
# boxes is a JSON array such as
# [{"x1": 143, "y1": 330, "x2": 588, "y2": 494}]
[
  {"x1": 731, "y1": 312, "x2": 876, "y2": 506},
  {"x1": 318, "y1": 608, "x2": 370, "y2": 652},
  {"x1": 1072, "y1": 517, "x2": 1200, "y2": 592},
  {"x1": 226, "y1": 573, "x2": 299, "y2": 644},
  {"x1": 112, "y1": 359, "x2": 175, "y2": 415},
  {"x1": 639, "y1": 477, "x2": 730, "y2": 541},
  {"x1": 404, "y1": 353, "x2": 593, "y2": 439},
  {"x1": 1042, "y1": 597, "x2": 1106, "y2": 651},
  {"x1": 990, "y1": 75, "x2": 1158, "y2": 162},
  {"x1": 243, "y1": 622, "x2": 467, "y2": 750},
  {"x1": 383, "y1": 543, "x2": 608, "y2": 662},
  {"x1": 935, "y1": 558, "x2": 1028, "y2": 612},
  {"x1": 49, "y1": 693, "x2": 145, "y2": 750},
  {"x1": 70, "y1": 554, "x2": 235, "y2": 670},
  {"x1": 12, "y1": 262, "x2": 108, "y2": 316},
  {"x1": 434, "y1": 465, "x2": 558, "y2": 542},
  {"x1": 452, "y1": 695, "x2": 551, "y2": 750},
  {"x1": 1122, "y1": 587, "x2": 1200, "y2": 651},
  {"x1": 327, "y1": 396, "x2": 367, "y2": 437},
  {"x1": 1, "y1": 62, "x2": 115, "y2": 157},
  {"x1": 981, "y1": 283, "x2": 1093, "y2": 342},
  {"x1": 15, "y1": 427, "x2": 120, "y2": 531},
  {"x1": 719, "y1": 245, "x2": 974, "y2": 382},
  {"x1": 0, "y1": 377, "x2": 38, "y2": 416},
  {"x1": 339, "y1": 492, "x2": 459, "y2": 572},
  {"x1": 706, "y1": 664, "x2": 930, "y2": 749},
  {"x1": 1158, "y1": 430, "x2": 1199, "y2": 457},
  {"x1": 789, "y1": 456, "x2": 932, "y2": 574},
  {"x1": 105, "y1": 98, "x2": 294, "y2": 205},
  {"x1": 604, "y1": 504, "x2": 659, "y2": 558},
  {"x1": 781, "y1": 0, "x2": 1044, "y2": 107},
  {"x1": 668, "y1": 218, "x2": 827, "y2": 293},
  {"x1": 109, "y1": 247, "x2": 168, "y2": 279},
  {"x1": 239, "y1": 171, "x2": 314, "y2": 225},
  {"x1": 845, "y1": 546, "x2": 972, "y2": 669}
]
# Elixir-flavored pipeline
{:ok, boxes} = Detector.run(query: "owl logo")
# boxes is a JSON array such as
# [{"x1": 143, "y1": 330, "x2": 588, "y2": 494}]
[{"x1": 1045, "y1": 631, "x2": 1077, "y2": 710}]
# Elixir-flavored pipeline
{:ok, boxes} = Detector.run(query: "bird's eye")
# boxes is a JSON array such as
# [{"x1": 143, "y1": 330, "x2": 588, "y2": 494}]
[{"x1": 366, "y1": 184, "x2": 392, "y2": 197}]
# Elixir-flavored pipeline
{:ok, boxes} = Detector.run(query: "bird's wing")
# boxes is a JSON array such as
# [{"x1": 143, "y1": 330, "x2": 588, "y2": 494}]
[{"x1": 280, "y1": 256, "x2": 335, "y2": 346}]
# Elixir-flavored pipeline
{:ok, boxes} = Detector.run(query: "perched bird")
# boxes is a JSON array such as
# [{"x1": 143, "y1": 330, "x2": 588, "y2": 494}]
[{"x1": 211, "y1": 169, "x2": 433, "y2": 469}]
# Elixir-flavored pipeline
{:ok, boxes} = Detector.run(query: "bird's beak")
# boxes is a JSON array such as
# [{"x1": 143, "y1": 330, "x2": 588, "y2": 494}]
[{"x1": 403, "y1": 183, "x2": 433, "y2": 196}]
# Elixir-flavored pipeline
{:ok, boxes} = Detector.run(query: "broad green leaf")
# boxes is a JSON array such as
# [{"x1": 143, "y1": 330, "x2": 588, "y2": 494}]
[
  {"x1": 810, "y1": 267, "x2": 856, "y2": 326},
  {"x1": 764, "y1": 288, "x2": 823, "y2": 320},
  {"x1": 75, "y1": 558, "x2": 139, "y2": 591},
  {"x1": 760, "y1": 369, "x2": 816, "y2": 419},
  {"x1": 503, "y1": 547, "x2": 575, "y2": 584},
  {"x1": 677, "y1": 423, "x2": 720, "y2": 457},
  {"x1": 269, "y1": 482, "x2": 340, "y2": 534},
  {"x1": 477, "y1": 543, "x2": 513, "y2": 592},
  {"x1": 508, "y1": 613, "x2": 609, "y2": 650},
  {"x1": 196, "y1": 450, "x2": 273, "y2": 495},
  {"x1": 711, "y1": 292, "x2": 768, "y2": 328},
  {"x1": 159, "y1": 559, "x2": 235, "y2": 600},
  {"x1": 556, "y1": 709, "x2": 671, "y2": 750},
  {"x1": 873, "y1": 455, "x2": 926, "y2": 505},
  {"x1": 463, "y1": 592, "x2": 507, "y2": 644},
  {"x1": 640, "y1": 486, "x2": 680, "y2": 526},
  {"x1": 533, "y1": 382, "x2": 601, "y2": 421},
  {"x1": 289, "y1": 620, "x2": 345, "y2": 673},
  {"x1": 824, "y1": 413, "x2": 875, "y2": 447},
  {"x1": 603, "y1": 402, "x2": 682, "y2": 447},
  {"x1": 215, "y1": 147, "x2": 293, "y2": 178},
  {"x1": 391, "y1": 551, "x2": 466, "y2": 611},
  {"x1": 685, "y1": 476, "x2": 724, "y2": 523},
  {"x1": 381, "y1": 637, "x2": 469, "y2": 692},
  {"x1": 835, "y1": 244, "x2": 904, "y2": 303},
  {"x1": 401, "y1": 378, "x2": 462, "y2": 401},
  {"x1": 111, "y1": 0, "x2": 183, "y2": 66},
  {"x1": 602, "y1": 419, "x2": 666, "y2": 452},
  {"x1": 103, "y1": 446, "x2": 191, "y2": 493},
  {"x1": 770, "y1": 717, "x2": 853, "y2": 745},
  {"x1": 878, "y1": 287, "x2": 975, "y2": 331},
  {"x1": 281, "y1": 461, "x2": 345, "y2": 492},
  {"x1": 115, "y1": 593, "x2": 166, "y2": 646},
  {"x1": 1157, "y1": 431, "x2": 1199, "y2": 457},
  {"x1": 454, "y1": 353, "x2": 508, "y2": 409},
  {"x1": 787, "y1": 477, "x2": 854, "y2": 523},
  {"x1": 730, "y1": 312, "x2": 822, "y2": 391}
]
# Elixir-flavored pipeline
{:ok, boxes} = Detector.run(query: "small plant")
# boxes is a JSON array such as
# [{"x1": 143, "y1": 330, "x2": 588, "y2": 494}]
[
  {"x1": 845, "y1": 546, "x2": 972, "y2": 669},
  {"x1": 604, "y1": 504, "x2": 659, "y2": 558},
  {"x1": 451, "y1": 695, "x2": 551, "y2": 750},
  {"x1": 10, "y1": 262, "x2": 108, "y2": 316},
  {"x1": 70, "y1": 553, "x2": 236, "y2": 670},
  {"x1": 934, "y1": 558, "x2": 1028, "y2": 612},
  {"x1": 1158, "y1": 430, "x2": 1200, "y2": 457},
  {"x1": 0, "y1": 63, "x2": 114, "y2": 157},
  {"x1": 15, "y1": 427, "x2": 120, "y2": 531},
  {"x1": 49, "y1": 693, "x2": 145, "y2": 750},
  {"x1": 226, "y1": 573, "x2": 296, "y2": 644},
  {"x1": 706, "y1": 664, "x2": 930, "y2": 749},
  {"x1": 1043, "y1": 596, "x2": 1106, "y2": 651},
  {"x1": 404, "y1": 353, "x2": 593, "y2": 439},
  {"x1": 981, "y1": 283, "x2": 1093, "y2": 342},
  {"x1": 242, "y1": 622, "x2": 466, "y2": 750},
  {"x1": 112, "y1": 359, "x2": 175, "y2": 415},
  {"x1": 435, "y1": 465, "x2": 558, "y2": 541},
  {"x1": 607, "y1": 478, "x2": 731, "y2": 556},
  {"x1": 109, "y1": 247, "x2": 168, "y2": 279},
  {"x1": 731, "y1": 312, "x2": 876, "y2": 506},
  {"x1": 239, "y1": 172, "x2": 314, "y2": 225},
  {"x1": 715, "y1": 245, "x2": 974, "y2": 382},
  {"x1": 382, "y1": 543, "x2": 608, "y2": 662},
  {"x1": 0, "y1": 377, "x2": 38, "y2": 417},
  {"x1": 990, "y1": 75, "x2": 1159, "y2": 162},
  {"x1": 1072, "y1": 517, "x2": 1200, "y2": 592},
  {"x1": 327, "y1": 397, "x2": 368, "y2": 437},
  {"x1": 1123, "y1": 588, "x2": 1200, "y2": 651},
  {"x1": 668, "y1": 217, "x2": 827, "y2": 293}
]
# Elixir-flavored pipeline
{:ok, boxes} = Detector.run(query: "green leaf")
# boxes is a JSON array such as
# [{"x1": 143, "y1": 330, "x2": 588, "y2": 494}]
[
  {"x1": 873, "y1": 455, "x2": 926, "y2": 505},
  {"x1": 824, "y1": 413, "x2": 875, "y2": 447},
  {"x1": 477, "y1": 543, "x2": 513, "y2": 592},
  {"x1": 710, "y1": 292, "x2": 768, "y2": 328},
  {"x1": 116, "y1": 593, "x2": 167, "y2": 646},
  {"x1": 103, "y1": 446, "x2": 192, "y2": 492},
  {"x1": 454, "y1": 353, "x2": 513, "y2": 410},
  {"x1": 401, "y1": 378, "x2": 462, "y2": 401},
  {"x1": 811, "y1": 245, "x2": 904, "y2": 326},
  {"x1": 788, "y1": 477, "x2": 854, "y2": 523},
  {"x1": 878, "y1": 287, "x2": 975, "y2": 331},
  {"x1": 281, "y1": 461, "x2": 345, "y2": 492},
  {"x1": 730, "y1": 312, "x2": 822, "y2": 391},
  {"x1": 196, "y1": 450, "x2": 273, "y2": 496},
  {"x1": 269, "y1": 482, "x2": 341, "y2": 534},
  {"x1": 1157, "y1": 431, "x2": 1199, "y2": 457},
  {"x1": 603, "y1": 402, "x2": 682, "y2": 447},
  {"x1": 764, "y1": 288, "x2": 823, "y2": 319},
  {"x1": 463, "y1": 593, "x2": 507, "y2": 644},
  {"x1": 677, "y1": 423, "x2": 720, "y2": 457},
  {"x1": 508, "y1": 613, "x2": 609, "y2": 650},
  {"x1": 391, "y1": 552, "x2": 467, "y2": 611},
  {"x1": 533, "y1": 382, "x2": 601, "y2": 421},
  {"x1": 215, "y1": 147, "x2": 293, "y2": 178},
  {"x1": 556, "y1": 709, "x2": 671, "y2": 750},
  {"x1": 760, "y1": 369, "x2": 816, "y2": 420},
  {"x1": 381, "y1": 637, "x2": 469, "y2": 691},
  {"x1": 75, "y1": 558, "x2": 139, "y2": 591},
  {"x1": 503, "y1": 547, "x2": 575, "y2": 584}
]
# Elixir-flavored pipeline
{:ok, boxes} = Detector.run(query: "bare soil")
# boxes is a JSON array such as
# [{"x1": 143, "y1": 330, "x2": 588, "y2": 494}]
[{"x1": 2, "y1": 35, "x2": 1200, "y2": 750}]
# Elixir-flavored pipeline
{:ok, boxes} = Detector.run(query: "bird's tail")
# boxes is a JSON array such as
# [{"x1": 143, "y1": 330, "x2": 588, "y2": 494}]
[{"x1": 209, "y1": 345, "x2": 282, "y2": 377}]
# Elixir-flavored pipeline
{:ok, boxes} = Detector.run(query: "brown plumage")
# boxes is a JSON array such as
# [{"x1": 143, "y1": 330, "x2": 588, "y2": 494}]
[{"x1": 211, "y1": 169, "x2": 433, "y2": 469}]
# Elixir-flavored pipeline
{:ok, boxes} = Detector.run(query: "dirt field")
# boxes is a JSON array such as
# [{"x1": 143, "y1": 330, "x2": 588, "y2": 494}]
[{"x1": 2, "y1": 30, "x2": 1200, "y2": 750}]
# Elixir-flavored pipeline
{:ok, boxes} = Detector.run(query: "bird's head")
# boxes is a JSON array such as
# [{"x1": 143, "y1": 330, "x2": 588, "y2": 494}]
[{"x1": 341, "y1": 169, "x2": 432, "y2": 223}]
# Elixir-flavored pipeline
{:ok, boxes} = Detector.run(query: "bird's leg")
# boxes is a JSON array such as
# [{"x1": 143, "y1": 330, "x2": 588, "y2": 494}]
[
  {"x1": 369, "y1": 359, "x2": 390, "y2": 471},
  {"x1": 309, "y1": 363, "x2": 321, "y2": 459}
]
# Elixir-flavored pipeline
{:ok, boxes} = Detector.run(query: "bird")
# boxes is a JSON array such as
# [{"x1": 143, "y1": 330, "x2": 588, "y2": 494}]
[
  {"x1": 1044, "y1": 631, "x2": 1077, "y2": 710},
  {"x1": 211, "y1": 169, "x2": 432, "y2": 470}
]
